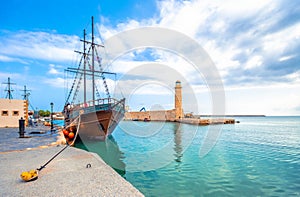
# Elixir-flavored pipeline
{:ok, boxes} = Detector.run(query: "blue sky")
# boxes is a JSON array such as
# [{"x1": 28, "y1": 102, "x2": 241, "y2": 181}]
[{"x1": 0, "y1": 0, "x2": 300, "y2": 115}]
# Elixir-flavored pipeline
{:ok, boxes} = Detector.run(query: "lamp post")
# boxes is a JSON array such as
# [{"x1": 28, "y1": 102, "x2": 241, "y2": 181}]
[{"x1": 50, "y1": 102, "x2": 54, "y2": 132}]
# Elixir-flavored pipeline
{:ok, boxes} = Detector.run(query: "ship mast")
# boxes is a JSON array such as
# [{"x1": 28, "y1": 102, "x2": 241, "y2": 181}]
[
  {"x1": 65, "y1": 16, "x2": 112, "y2": 105},
  {"x1": 91, "y1": 16, "x2": 95, "y2": 104},
  {"x1": 21, "y1": 85, "x2": 31, "y2": 101},
  {"x1": 83, "y1": 29, "x2": 87, "y2": 104},
  {"x1": 21, "y1": 85, "x2": 35, "y2": 111},
  {"x1": 3, "y1": 77, "x2": 16, "y2": 99}
]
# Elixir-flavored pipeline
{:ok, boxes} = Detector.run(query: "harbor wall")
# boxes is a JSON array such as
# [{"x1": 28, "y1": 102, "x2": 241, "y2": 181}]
[
  {"x1": 125, "y1": 111, "x2": 235, "y2": 125},
  {"x1": 125, "y1": 109, "x2": 176, "y2": 122}
]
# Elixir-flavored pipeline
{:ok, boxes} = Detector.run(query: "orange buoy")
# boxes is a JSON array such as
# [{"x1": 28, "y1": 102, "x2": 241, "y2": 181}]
[
  {"x1": 68, "y1": 132, "x2": 75, "y2": 139},
  {"x1": 63, "y1": 129, "x2": 69, "y2": 136}
]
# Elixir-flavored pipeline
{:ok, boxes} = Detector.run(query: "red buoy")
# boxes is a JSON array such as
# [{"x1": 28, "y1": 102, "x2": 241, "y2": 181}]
[{"x1": 63, "y1": 129, "x2": 69, "y2": 136}]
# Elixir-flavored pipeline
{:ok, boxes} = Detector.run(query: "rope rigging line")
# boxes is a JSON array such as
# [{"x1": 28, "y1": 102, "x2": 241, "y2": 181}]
[
  {"x1": 95, "y1": 25, "x2": 123, "y2": 100},
  {"x1": 95, "y1": 48, "x2": 110, "y2": 98},
  {"x1": 65, "y1": 54, "x2": 84, "y2": 104},
  {"x1": 72, "y1": 44, "x2": 92, "y2": 104},
  {"x1": 85, "y1": 44, "x2": 102, "y2": 99},
  {"x1": 96, "y1": 39, "x2": 124, "y2": 100},
  {"x1": 86, "y1": 55, "x2": 101, "y2": 99},
  {"x1": 66, "y1": 23, "x2": 114, "y2": 104}
]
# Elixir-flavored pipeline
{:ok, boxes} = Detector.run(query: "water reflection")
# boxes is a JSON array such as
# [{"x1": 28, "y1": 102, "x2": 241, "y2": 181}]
[
  {"x1": 173, "y1": 123, "x2": 183, "y2": 164},
  {"x1": 76, "y1": 135, "x2": 126, "y2": 176}
]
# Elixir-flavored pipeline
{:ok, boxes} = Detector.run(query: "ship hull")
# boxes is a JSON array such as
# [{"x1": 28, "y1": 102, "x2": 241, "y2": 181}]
[{"x1": 64, "y1": 98, "x2": 125, "y2": 144}]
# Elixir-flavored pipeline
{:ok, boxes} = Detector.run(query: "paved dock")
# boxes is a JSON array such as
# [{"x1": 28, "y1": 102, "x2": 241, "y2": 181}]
[
  {"x1": 179, "y1": 118, "x2": 235, "y2": 125},
  {"x1": 0, "y1": 125, "x2": 59, "y2": 152},
  {"x1": 0, "y1": 126, "x2": 144, "y2": 196}
]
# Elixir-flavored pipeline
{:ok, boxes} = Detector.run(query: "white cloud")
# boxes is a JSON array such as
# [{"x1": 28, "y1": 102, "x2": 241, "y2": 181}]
[
  {"x1": 0, "y1": 72, "x2": 21, "y2": 81},
  {"x1": 244, "y1": 55, "x2": 263, "y2": 69},
  {"x1": 98, "y1": 0, "x2": 299, "y2": 82},
  {"x1": 202, "y1": 40, "x2": 240, "y2": 73},
  {"x1": 158, "y1": 0, "x2": 208, "y2": 37},
  {"x1": 0, "y1": 31, "x2": 80, "y2": 63},
  {"x1": 224, "y1": 83, "x2": 300, "y2": 115},
  {"x1": 0, "y1": 54, "x2": 16, "y2": 62},
  {"x1": 215, "y1": 0, "x2": 274, "y2": 19},
  {"x1": 262, "y1": 22, "x2": 300, "y2": 57},
  {"x1": 278, "y1": 54, "x2": 296, "y2": 62},
  {"x1": 284, "y1": 71, "x2": 300, "y2": 83},
  {"x1": 1, "y1": 0, "x2": 299, "y2": 115},
  {"x1": 117, "y1": 80, "x2": 173, "y2": 95},
  {"x1": 48, "y1": 64, "x2": 64, "y2": 75},
  {"x1": 48, "y1": 64, "x2": 59, "y2": 74},
  {"x1": 99, "y1": 0, "x2": 300, "y2": 115},
  {"x1": 43, "y1": 77, "x2": 65, "y2": 88},
  {"x1": 0, "y1": 54, "x2": 29, "y2": 64}
]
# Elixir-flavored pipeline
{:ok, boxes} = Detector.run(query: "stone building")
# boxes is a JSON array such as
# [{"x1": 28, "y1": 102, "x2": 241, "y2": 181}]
[
  {"x1": 174, "y1": 80, "x2": 184, "y2": 119},
  {"x1": 0, "y1": 99, "x2": 28, "y2": 127},
  {"x1": 124, "y1": 80, "x2": 184, "y2": 121}
]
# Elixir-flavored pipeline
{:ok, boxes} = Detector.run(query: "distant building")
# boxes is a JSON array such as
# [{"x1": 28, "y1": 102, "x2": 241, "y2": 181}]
[
  {"x1": 0, "y1": 99, "x2": 28, "y2": 127},
  {"x1": 175, "y1": 80, "x2": 184, "y2": 119},
  {"x1": 124, "y1": 80, "x2": 184, "y2": 121}
]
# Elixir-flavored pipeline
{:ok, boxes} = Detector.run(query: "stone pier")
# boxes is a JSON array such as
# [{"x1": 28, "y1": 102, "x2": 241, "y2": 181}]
[{"x1": 125, "y1": 80, "x2": 235, "y2": 125}]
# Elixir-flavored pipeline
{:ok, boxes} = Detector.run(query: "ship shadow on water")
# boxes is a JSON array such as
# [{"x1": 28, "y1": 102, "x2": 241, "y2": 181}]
[{"x1": 75, "y1": 134, "x2": 126, "y2": 177}]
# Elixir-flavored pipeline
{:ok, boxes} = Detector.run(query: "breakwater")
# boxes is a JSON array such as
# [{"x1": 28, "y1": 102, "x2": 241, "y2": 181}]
[
  {"x1": 124, "y1": 111, "x2": 235, "y2": 125},
  {"x1": 179, "y1": 118, "x2": 235, "y2": 125}
]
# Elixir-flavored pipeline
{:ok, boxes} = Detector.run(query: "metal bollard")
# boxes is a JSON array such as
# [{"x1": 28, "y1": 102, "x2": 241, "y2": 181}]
[{"x1": 19, "y1": 117, "x2": 25, "y2": 138}]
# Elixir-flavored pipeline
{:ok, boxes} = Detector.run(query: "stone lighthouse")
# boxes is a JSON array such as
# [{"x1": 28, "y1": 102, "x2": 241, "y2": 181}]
[{"x1": 175, "y1": 80, "x2": 184, "y2": 119}]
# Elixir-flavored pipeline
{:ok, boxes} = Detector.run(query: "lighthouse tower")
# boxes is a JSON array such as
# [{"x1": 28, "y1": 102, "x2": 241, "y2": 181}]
[{"x1": 175, "y1": 80, "x2": 183, "y2": 119}]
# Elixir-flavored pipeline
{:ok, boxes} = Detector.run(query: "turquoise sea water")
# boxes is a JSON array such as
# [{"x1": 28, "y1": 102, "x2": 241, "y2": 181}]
[
  {"x1": 80, "y1": 117, "x2": 300, "y2": 196},
  {"x1": 53, "y1": 119, "x2": 65, "y2": 127}
]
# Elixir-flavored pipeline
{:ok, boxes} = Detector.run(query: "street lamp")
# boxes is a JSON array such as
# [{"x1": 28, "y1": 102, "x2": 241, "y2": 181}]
[{"x1": 50, "y1": 102, "x2": 54, "y2": 132}]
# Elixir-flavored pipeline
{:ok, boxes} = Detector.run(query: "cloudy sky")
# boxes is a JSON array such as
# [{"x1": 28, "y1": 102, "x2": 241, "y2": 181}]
[{"x1": 0, "y1": 0, "x2": 299, "y2": 115}]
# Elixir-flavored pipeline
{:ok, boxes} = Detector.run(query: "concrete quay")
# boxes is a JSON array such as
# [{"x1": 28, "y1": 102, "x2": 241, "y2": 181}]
[
  {"x1": 0, "y1": 126, "x2": 144, "y2": 197},
  {"x1": 179, "y1": 118, "x2": 235, "y2": 125},
  {"x1": 0, "y1": 125, "x2": 59, "y2": 152},
  {"x1": 125, "y1": 111, "x2": 235, "y2": 126}
]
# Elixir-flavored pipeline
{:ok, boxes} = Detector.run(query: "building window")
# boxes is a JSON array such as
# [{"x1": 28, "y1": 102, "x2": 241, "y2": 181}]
[
  {"x1": 13, "y1": 111, "x2": 19, "y2": 116},
  {"x1": 2, "y1": 111, "x2": 8, "y2": 116}
]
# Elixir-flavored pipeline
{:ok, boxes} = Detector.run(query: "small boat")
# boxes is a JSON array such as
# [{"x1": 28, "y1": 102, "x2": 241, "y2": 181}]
[
  {"x1": 143, "y1": 118, "x2": 151, "y2": 122},
  {"x1": 62, "y1": 16, "x2": 125, "y2": 144},
  {"x1": 53, "y1": 114, "x2": 65, "y2": 120}
]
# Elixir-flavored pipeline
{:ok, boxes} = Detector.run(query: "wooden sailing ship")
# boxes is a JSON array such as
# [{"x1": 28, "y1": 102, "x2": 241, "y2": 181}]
[{"x1": 63, "y1": 16, "x2": 125, "y2": 144}]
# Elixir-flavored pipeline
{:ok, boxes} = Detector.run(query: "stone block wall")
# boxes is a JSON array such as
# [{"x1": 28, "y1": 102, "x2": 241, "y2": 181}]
[{"x1": 125, "y1": 109, "x2": 176, "y2": 122}]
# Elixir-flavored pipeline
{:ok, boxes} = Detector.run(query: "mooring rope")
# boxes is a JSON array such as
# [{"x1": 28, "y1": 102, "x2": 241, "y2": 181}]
[{"x1": 36, "y1": 116, "x2": 81, "y2": 171}]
